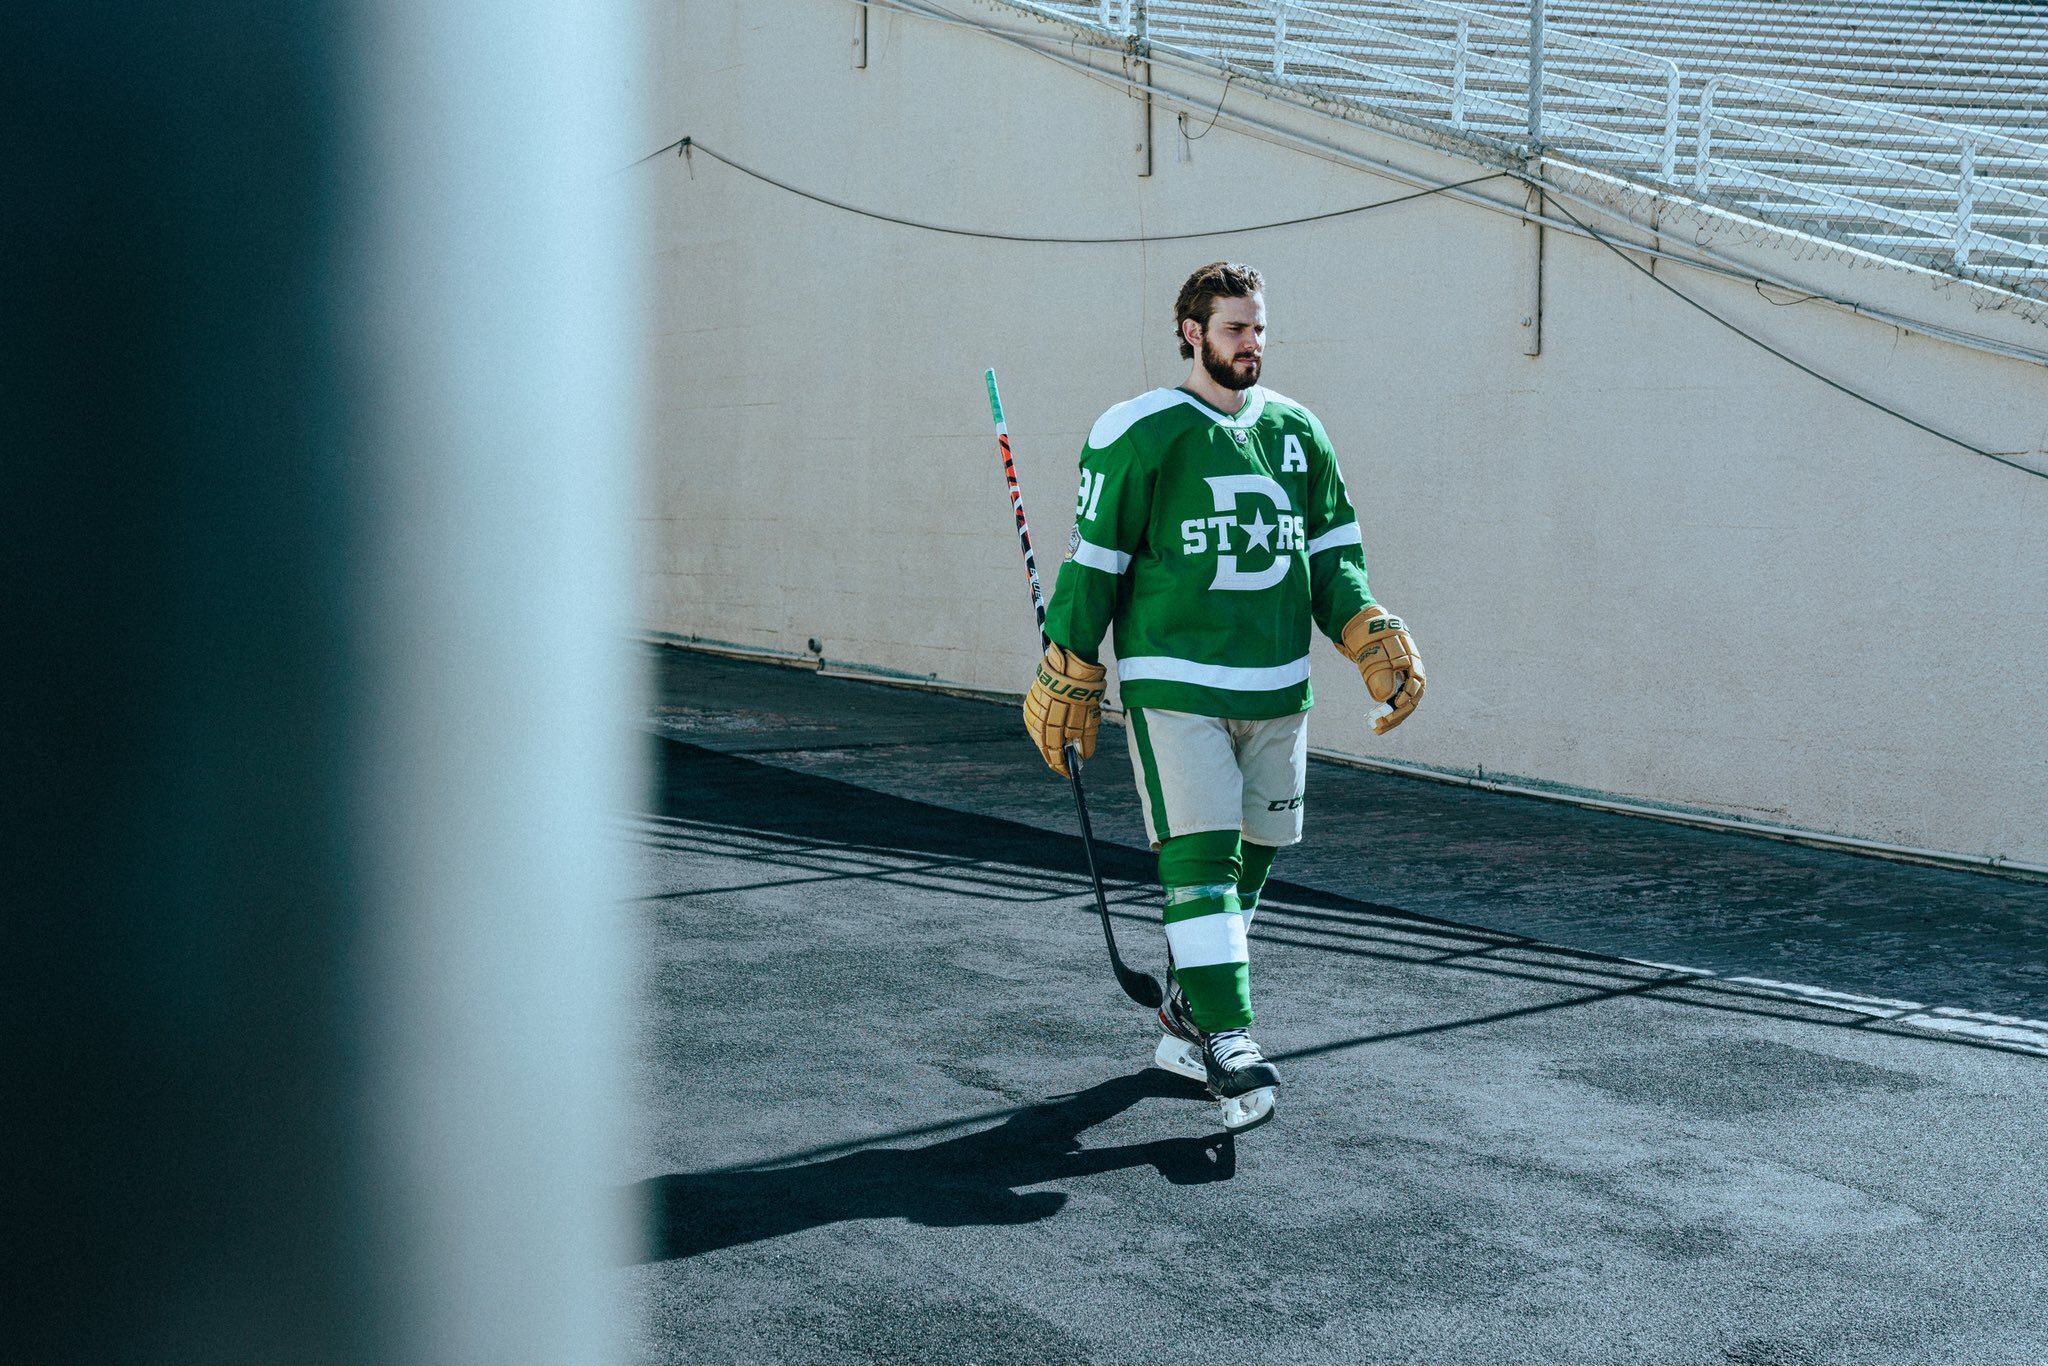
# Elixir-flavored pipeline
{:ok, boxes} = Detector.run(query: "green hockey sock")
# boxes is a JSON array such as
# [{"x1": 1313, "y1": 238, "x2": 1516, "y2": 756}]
[
  {"x1": 1158, "y1": 830, "x2": 1253, "y2": 1033},
  {"x1": 1239, "y1": 841, "x2": 1277, "y2": 928}
]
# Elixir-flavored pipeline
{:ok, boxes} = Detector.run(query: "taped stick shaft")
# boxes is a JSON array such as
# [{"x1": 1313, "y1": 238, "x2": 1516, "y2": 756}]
[
  {"x1": 987, "y1": 367, "x2": 1162, "y2": 1011},
  {"x1": 987, "y1": 369, "x2": 1048, "y2": 648}
]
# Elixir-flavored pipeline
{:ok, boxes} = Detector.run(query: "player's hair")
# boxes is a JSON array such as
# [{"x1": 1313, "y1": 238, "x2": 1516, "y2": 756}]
[{"x1": 1174, "y1": 261, "x2": 1264, "y2": 359}]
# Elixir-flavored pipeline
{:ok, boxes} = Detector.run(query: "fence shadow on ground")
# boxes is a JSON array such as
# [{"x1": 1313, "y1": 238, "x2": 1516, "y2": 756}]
[
  {"x1": 646, "y1": 731, "x2": 1164, "y2": 889},
  {"x1": 643, "y1": 735, "x2": 2048, "y2": 1067},
  {"x1": 629, "y1": 736, "x2": 2046, "y2": 1264}
]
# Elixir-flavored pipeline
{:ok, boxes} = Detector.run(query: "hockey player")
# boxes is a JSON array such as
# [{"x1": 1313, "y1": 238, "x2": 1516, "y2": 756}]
[{"x1": 1022, "y1": 261, "x2": 1424, "y2": 1133}]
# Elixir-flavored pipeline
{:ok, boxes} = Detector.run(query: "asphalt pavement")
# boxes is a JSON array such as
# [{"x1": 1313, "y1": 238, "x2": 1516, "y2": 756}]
[{"x1": 617, "y1": 647, "x2": 2048, "y2": 1365}]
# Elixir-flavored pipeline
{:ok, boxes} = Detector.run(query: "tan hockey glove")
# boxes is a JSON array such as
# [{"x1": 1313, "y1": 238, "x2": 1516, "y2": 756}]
[
  {"x1": 1023, "y1": 644, "x2": 1106, "y2": 777},
  {"x1": 1338, "y1": 605, "x2": 1425, "y2": 735}
]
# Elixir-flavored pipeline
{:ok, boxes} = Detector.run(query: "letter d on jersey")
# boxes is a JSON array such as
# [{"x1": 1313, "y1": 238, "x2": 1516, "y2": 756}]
[{"x1": 1204, "y1": 474, "x2": 1294, "y2": 592}]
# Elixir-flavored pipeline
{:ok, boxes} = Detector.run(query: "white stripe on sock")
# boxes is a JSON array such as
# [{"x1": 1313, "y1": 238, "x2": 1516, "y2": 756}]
[{"x1": 1164, "y1": 911, "x2": 1249, "y2": 969}]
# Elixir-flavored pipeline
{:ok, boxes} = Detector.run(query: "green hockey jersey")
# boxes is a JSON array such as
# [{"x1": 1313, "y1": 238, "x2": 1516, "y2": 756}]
[{"x1": 1043, "y1": 385, "x2": 1376, "y2": 719}]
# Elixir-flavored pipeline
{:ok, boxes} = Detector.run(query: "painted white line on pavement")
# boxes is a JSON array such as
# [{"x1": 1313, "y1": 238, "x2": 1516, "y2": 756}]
[
  {"x1": 1624, "y1": 961, "x2": 2048, "y2": 1055},
  {"x1": 1722, "y1": 977, "x2": 1927, "y2": 1019}
]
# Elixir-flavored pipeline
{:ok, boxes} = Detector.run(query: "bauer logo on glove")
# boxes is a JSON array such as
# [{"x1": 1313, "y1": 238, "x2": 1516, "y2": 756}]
[
  {"x1": 1338, "y1": 605, "x2": 1425, "y2": 735},
  {"x1": 1024, "y1": 643, "x2": 1107, "y2": 776},
  {"x1": 1035, "y1": 661, "x2": 1105, "y2": 702}
]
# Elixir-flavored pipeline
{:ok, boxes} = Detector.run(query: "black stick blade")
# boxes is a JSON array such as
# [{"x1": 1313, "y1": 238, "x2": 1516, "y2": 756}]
[{"x1": 1117, "y1": 962, "x2": 1165, "y2": 1009}]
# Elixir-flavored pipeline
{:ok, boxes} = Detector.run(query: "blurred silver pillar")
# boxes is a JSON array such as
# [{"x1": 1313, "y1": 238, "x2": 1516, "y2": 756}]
[{"x1": 5, "y1": 2, "x2": 644, "y2": 1362}]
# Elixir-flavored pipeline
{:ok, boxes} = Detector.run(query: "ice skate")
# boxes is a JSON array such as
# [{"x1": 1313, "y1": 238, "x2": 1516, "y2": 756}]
[
  {"x1": 1203, "y1": 1027, "x2": 1279, "y2": 1133},
  {"x1": 1151, "y1": 983, "x2": 1281, "y2": 1132},
  {"x1": 1151, "y1": 978, "x2": 1207, "y2": 1083}
]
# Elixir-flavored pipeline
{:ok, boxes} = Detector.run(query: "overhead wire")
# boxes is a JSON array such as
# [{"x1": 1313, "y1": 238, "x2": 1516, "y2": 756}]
[
  {"x1": 1519, "y1": 167, "x2": 2048, "y2": 368},
  {"x1": 865, "y1": 0, "x2": 2048, "y2": 367},
  {"x1": 1178, "y1": 70, "x2": 1235, "y2": 144},
  {"x1": 1525, "y1": 179, "x2": 2048, "y2": 481},
  {"x1": 639, "y1": 136, "x2": 1507, "y2": 243},
  {"x1": 635, "y1": 3, "x2": 2048, "y2": 483},
  {"x1": 740, "y1": 0, "x2": 2048, "y2": 370}
]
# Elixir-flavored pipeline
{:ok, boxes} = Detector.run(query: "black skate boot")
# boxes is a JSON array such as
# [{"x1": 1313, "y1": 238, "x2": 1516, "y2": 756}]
[
  {"x1": 1158, "y1": 977, "x2": 1202, "y2": 1044},
  {"x1": 1151, "y1": 977, "x2": 1209, "y2": 1082},
  {"x1": 1203, "y1": 1028, "x2": 1280, "y2": 1132}
]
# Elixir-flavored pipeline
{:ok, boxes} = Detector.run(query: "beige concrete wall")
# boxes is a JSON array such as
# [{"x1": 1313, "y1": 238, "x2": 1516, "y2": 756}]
[{"x1": 642, "y1": 0, "x2": 2048, "y2": 866}]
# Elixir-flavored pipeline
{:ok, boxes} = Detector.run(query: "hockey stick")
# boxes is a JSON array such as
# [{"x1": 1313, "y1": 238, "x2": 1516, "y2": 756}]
[{"x1": 985, "y1": 368, "x2": 1163, "y2": 1010}]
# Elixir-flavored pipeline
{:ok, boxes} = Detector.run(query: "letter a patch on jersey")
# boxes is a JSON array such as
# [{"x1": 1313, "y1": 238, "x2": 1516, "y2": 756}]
[{"x1": 1281, "y1": 434, "x2": 1308, "y2": 472}]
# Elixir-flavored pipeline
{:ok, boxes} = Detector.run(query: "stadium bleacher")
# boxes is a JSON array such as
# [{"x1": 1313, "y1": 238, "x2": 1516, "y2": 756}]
[{"x1": 1021, "y1": 0, "x2": 2048, "y2": 293}]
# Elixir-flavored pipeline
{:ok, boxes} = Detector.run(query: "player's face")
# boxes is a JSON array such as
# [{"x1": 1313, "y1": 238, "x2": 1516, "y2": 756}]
[{"x1": 1198, "y1": 293, "x2": 1266, "y2": 391}]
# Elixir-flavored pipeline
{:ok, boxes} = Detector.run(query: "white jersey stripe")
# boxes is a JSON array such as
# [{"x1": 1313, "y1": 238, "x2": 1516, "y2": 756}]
[
  {"x1": 1117, "y1": 654, "x2": 1311, "y2": 691},
  {"x1": 1070, "y1": 538, "x2": 1132, "y2": 574},
  {"x1": 1164, "y1": 910, "x2": 1250, "y2": 969},
  {"x1": 1305, "y1": 521, "x2": 1362, "y2": 556},
  {"x1": 1088, "y1": 386, "x2": 1269, "y2": 448},
  {"x1": 1088, "y1": 389, "x2": 1190, "y2": 448}
]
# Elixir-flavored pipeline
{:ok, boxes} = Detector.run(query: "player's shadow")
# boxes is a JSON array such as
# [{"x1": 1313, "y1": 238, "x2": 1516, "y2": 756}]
[{"x1": 628, "y1": 1069, "x2": 1231, "y2": 1263}]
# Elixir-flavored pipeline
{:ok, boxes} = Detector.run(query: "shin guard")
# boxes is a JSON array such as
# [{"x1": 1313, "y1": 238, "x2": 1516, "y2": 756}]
[
  {"x1": 1238, "y1": 840, "x2": 1278, "y2": 929},
  {"x1": 1158, "y1": 830, "x2": 1252, "y2": 1033}
]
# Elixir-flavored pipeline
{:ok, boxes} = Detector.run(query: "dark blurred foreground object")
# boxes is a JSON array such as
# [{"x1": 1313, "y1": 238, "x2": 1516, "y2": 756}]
[{"x1": 2, "y1": 5, "x2": 643, "y2": 1363}]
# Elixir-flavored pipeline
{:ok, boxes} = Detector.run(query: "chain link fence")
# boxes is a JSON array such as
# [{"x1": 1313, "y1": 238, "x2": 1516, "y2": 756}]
[{"x1": 1011, "y1": 0, "x2": 2048, "y2": 297}]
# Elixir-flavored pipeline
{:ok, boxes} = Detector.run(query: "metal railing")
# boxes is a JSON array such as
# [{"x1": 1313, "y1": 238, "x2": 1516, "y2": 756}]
[
  {"x1": 1267, "y1": 0, "x2": 1681, "y2": 178},
  {"x1": 1697, "y1": 73, "x2": 2048, "y2": 276},
  {"x1": 1021, "y1": 0, "x2": 1679, "y2": 174},
  {"x1": 1003, "y1": 0, "x2": 2048, "y2": 295}
]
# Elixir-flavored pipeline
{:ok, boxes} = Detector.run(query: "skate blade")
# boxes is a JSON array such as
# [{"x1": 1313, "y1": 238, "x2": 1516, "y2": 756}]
[
  {"x1": 1218, "y1": 1086, "x2": 1276, "y2": 1133},
  {"x1": 1152, "y1": 1033, "x2": 1207, "y2": 1083}
]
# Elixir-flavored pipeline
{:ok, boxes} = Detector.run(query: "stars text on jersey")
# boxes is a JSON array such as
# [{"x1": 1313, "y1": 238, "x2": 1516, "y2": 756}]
[{"x1": 1178, "y1": 474, "x2": 1305, "y2": 592}]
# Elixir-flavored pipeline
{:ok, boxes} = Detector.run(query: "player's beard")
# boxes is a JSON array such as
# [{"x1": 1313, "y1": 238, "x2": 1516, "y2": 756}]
[{"x1": 1201, "y1": 333, "x2": 1261, "y2": 391}]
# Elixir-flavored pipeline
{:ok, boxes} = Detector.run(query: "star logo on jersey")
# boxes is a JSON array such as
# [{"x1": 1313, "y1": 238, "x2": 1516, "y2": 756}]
[
  {"x1": 1241, "y1": 510, "x2": 1276, "y2": 552},
  {"x1": 1201, "y1": 474, "x2": 1295, "y2": 592}
]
